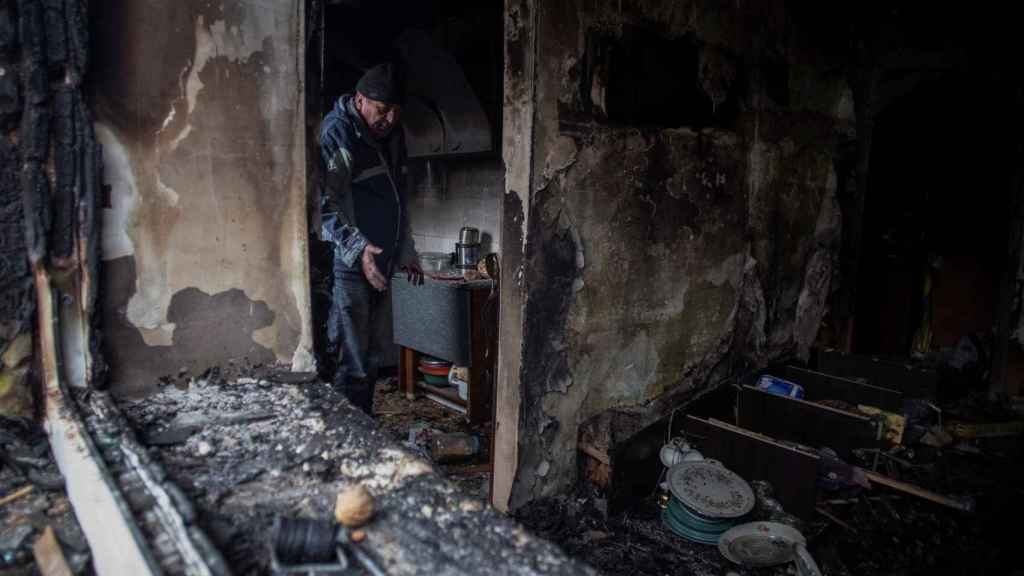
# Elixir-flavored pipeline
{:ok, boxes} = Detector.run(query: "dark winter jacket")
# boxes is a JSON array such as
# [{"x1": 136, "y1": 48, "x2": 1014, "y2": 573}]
[{"x1": 318, "y1": 94, "x2": 416, "y2": 276}]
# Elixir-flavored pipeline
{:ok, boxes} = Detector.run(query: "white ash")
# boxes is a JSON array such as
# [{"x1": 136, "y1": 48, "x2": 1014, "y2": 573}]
[{"x1": 116, "y1": 372, "x2": 595, "y2": 576}]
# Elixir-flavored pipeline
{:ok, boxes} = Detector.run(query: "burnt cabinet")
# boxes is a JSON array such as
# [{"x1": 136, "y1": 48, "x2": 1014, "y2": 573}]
[{"x1": 392, "y1": 278, "x2": 497, "y2": 423}]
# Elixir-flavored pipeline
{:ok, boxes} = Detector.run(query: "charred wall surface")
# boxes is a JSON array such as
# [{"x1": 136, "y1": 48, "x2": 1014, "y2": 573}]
[
  {"x1": 0, "y1": 0, "x2": 33, "y2": 415},
  {"x1": 92, "y1": 0, "x2": 313, "y2": 396},
  {"x1": 2, "y1": 0, "x2": 99, "y2": 415},
  {"x1": 502, "y1": 0, "x2": 851, "y2": 506}
]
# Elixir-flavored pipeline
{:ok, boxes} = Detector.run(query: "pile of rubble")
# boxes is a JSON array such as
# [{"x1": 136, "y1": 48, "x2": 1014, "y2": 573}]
[
  {"x1": 522, "y1": 353, "x2": 1024, "y2": 576},
  {"x1": 115, "y1": 367, "x2": 593, "y2": 576},
  {"x1": 517, "y1": 487, "x2": 795, "y2": 576},
  {"x1": 116, "y1": 369, "x2": 399, "y2": 573},
  {"x1": 0, "y1": 417, "x2": 90, "y2": 574},
  {"x1": 520, "y1": 450, "x2": 1018, "y2": 576},
  {"x1": 374, "y1": 378, "x2": 491, "y2": 501}
]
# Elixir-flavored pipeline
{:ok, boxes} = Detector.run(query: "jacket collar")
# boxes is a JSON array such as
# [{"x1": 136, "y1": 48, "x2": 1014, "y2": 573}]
[{"x1": 339, "y1": 94, "x2": 383, "y2": 150}]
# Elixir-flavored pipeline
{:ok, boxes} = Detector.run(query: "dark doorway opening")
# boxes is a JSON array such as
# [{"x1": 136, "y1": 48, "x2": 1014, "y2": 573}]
[
  {"x1": 854, "y1": 68, "x2": 1018, "y2": 394},
  {"x1": 306, "y1": 0, "x2": 505, "y2": 503}
]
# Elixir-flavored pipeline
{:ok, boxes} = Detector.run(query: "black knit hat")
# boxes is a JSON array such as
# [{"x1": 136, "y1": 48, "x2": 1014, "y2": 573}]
[{"x1": 355, "y1": 63, "x2": 405, "y2": 106}]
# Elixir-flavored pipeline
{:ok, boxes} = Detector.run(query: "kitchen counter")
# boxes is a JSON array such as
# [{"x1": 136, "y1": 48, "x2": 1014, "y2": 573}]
[{"x1": 391, "y1": 276, "x2": 498, "y2": 423}]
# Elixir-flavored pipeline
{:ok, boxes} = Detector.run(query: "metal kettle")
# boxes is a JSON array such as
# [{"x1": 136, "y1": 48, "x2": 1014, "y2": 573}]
[{"x1": 455, "y1": 227, "x2": 480, "y2": 271}]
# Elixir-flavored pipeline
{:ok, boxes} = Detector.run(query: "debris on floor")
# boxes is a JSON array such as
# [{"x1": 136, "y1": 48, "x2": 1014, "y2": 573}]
[
  {"x1": 517, "y1": 490, "x2": 793, "y2": 576},
  {"x1": 520, "y1": 441, "x2": 1021, "y2": 576},
  {"x1": 374, "y1": 377, "x2": 491, "y2": 501},
  {"x1": 114, "y1": 366, "x2": 588, "y2": 576},
  {"x1": 0, "y1": 417, "x2": 90, "y2": 575},
  {"x1": 522, "y1": 357, "x2": 1024, "y2": 576}
]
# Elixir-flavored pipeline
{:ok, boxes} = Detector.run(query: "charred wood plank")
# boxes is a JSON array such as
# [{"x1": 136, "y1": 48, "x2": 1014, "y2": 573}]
[
  {"x1": 738, "y1": 385, "x2": 881, "y2": 459},
  {"x1": 42, "y1": 0, "x2": 65, "y2": 69},
  {"x1": 20, "y1": 162, "x2": 51, "y2": 264},
  {"x1": 17, "y1": 0, "x2": 47, "y2": 103},
  {"x1": 862, "y1": 470, "x2": 974, "y2": 512},
  {"x1": 817, "y1": 350, "x2": 938, "y2": 399},
  {"x1": 780, "y1": 365, "x2": 902, "y2": 411},
  {"x1": 50, "y1": 87, "x2": 74, "y2": 262},
  {"x1": 32, "y1": 526, "x2": 73, "y2": 576},
  {"x1": 63, "y1": 0, "x2": 87, "y2": 80}
]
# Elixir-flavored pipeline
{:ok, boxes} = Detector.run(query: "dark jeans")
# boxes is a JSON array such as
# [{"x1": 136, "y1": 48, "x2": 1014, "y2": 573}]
[{"x1": 328, "y1": 259, "x2": 390, "y2": 414}]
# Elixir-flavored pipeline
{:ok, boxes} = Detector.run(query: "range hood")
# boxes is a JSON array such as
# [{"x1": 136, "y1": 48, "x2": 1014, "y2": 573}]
[{"x1": 395, "y1": 30, "x2": 493, "y2": 158}]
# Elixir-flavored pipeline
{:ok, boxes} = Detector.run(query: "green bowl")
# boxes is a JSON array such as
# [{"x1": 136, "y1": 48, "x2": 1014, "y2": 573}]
[{"x1": 422, "y1": 373, "x2": 449, "y2": 386}]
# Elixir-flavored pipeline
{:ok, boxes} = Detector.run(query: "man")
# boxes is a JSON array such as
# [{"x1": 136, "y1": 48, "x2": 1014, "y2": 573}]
[{"x1": 319, "y1": 63, "x2": 422, "y2": 414}]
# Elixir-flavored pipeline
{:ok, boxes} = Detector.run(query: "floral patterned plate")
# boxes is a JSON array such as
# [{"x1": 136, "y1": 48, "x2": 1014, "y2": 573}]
[{"x1": 667, "y1": 461, "x2": 755, "y2": 519}]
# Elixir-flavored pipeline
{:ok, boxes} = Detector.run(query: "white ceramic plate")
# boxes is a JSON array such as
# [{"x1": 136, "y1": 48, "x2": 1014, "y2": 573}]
[
  {"x1": 718, "y1": 521, "x2": 804, "y2": 567},
  {"x1": 666, "y1": 461, "x2": 755, "y2": 519}
]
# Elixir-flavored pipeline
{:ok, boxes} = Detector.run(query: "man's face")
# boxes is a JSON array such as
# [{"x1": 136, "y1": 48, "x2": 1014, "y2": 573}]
[{"x1": 355, "y1": 93, "x2": 402, "y2": 139}]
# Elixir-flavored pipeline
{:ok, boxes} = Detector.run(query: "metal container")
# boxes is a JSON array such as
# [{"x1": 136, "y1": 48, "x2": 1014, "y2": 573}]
[
  {"x1": 455, "y1": 228, "x2": 481, "y2": 270},
  {"x1": 428, "y1": 432, "x2": 481, "y2": 463},
  {"x1": 455, "y1": 242, "x2": 479, "y2": 270},
  {"x1": 459, "y1": 227, "x2": 480, "y2": 245}
]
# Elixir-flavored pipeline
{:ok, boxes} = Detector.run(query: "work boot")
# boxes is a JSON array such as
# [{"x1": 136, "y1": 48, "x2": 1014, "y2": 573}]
[{"x1": 334, "y1": 375, "x2": 373, "y2": 415}]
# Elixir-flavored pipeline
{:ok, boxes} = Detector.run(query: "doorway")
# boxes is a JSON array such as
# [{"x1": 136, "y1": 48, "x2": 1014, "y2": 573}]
[
  {"x1": 853, "y1": 68, "x2": 1019, "y2": 397},
  {"x1": 306, "y1": 0, "x2": 505, "y2": 501}
]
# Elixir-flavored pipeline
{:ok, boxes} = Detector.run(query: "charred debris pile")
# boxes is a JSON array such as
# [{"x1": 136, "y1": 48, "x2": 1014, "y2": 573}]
[
  {"x1": 526, "y1": 352, "x2": 1024, "y2": 576},
  {"x1": 112, "y1": 366, "x2": 592, "y2": 576}
]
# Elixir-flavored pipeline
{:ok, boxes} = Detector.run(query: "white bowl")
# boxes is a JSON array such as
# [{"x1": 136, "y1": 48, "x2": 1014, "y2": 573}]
[
  {"x1": 660, "y1": 445, "x2": 685, "y2": 467},
  {"x1": 682, "y1": 449, "x2": 705, "y2": 462}
]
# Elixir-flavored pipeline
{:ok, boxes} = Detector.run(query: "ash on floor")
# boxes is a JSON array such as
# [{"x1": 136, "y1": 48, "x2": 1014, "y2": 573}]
[
  {"x1": 0, "y1": 417, "x2": 91, "y2": 575},
  {"x1": 117, "y1": 369, "x2": 382, "y2": 574},
  {"x1": 113, "y1": 367, "x2": 579, "y2": 576},
  {"x1": 373, "y1": 377, "x2": 491, "y2": 501}
]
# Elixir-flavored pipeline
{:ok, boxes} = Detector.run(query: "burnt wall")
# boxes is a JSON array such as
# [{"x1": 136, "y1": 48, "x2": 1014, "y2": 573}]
[
  {"x1": 501, "y1": 0, "x2": 851, "y2": 507},
  {"x1": 0, "y1": 0, "x2": 34, "y2": 414},
  {"x1": 92, "y1": 0, "x2": 313, "y2": 396},
  {"x1": 2, "y1": 0, "x2": 99, "y2": 415}
]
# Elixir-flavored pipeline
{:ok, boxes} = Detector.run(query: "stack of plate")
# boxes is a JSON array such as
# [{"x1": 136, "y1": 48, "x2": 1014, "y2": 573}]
[
  {"x1": 418, "y1": 356, "x2": 452, "y2": 386},
  {"x1": 662, "y1": 461, "x2": 754, "y2": 545}
]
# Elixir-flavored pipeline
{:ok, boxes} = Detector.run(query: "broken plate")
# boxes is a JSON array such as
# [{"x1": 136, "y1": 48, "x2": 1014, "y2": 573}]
[{"x1": 667, "y1": 461, "x2": 755, "y2": 519}]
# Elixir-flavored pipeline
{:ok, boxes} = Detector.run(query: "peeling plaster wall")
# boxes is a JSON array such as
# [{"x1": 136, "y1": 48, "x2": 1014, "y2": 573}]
[
  {"x1": 93, "y1": 0, "x2": 312, "y2": 396},
  {"x1": 502, "y1": 0, "x2": 851, "y2": 507}
]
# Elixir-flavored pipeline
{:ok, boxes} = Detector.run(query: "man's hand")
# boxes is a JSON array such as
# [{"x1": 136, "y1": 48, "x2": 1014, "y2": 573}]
[
  {"x1": 402, "y1": 261, "x2": 424, "y2": 286},
  {"x1": 361, "y1": 244, "x2": 388, "y2": 291}
]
